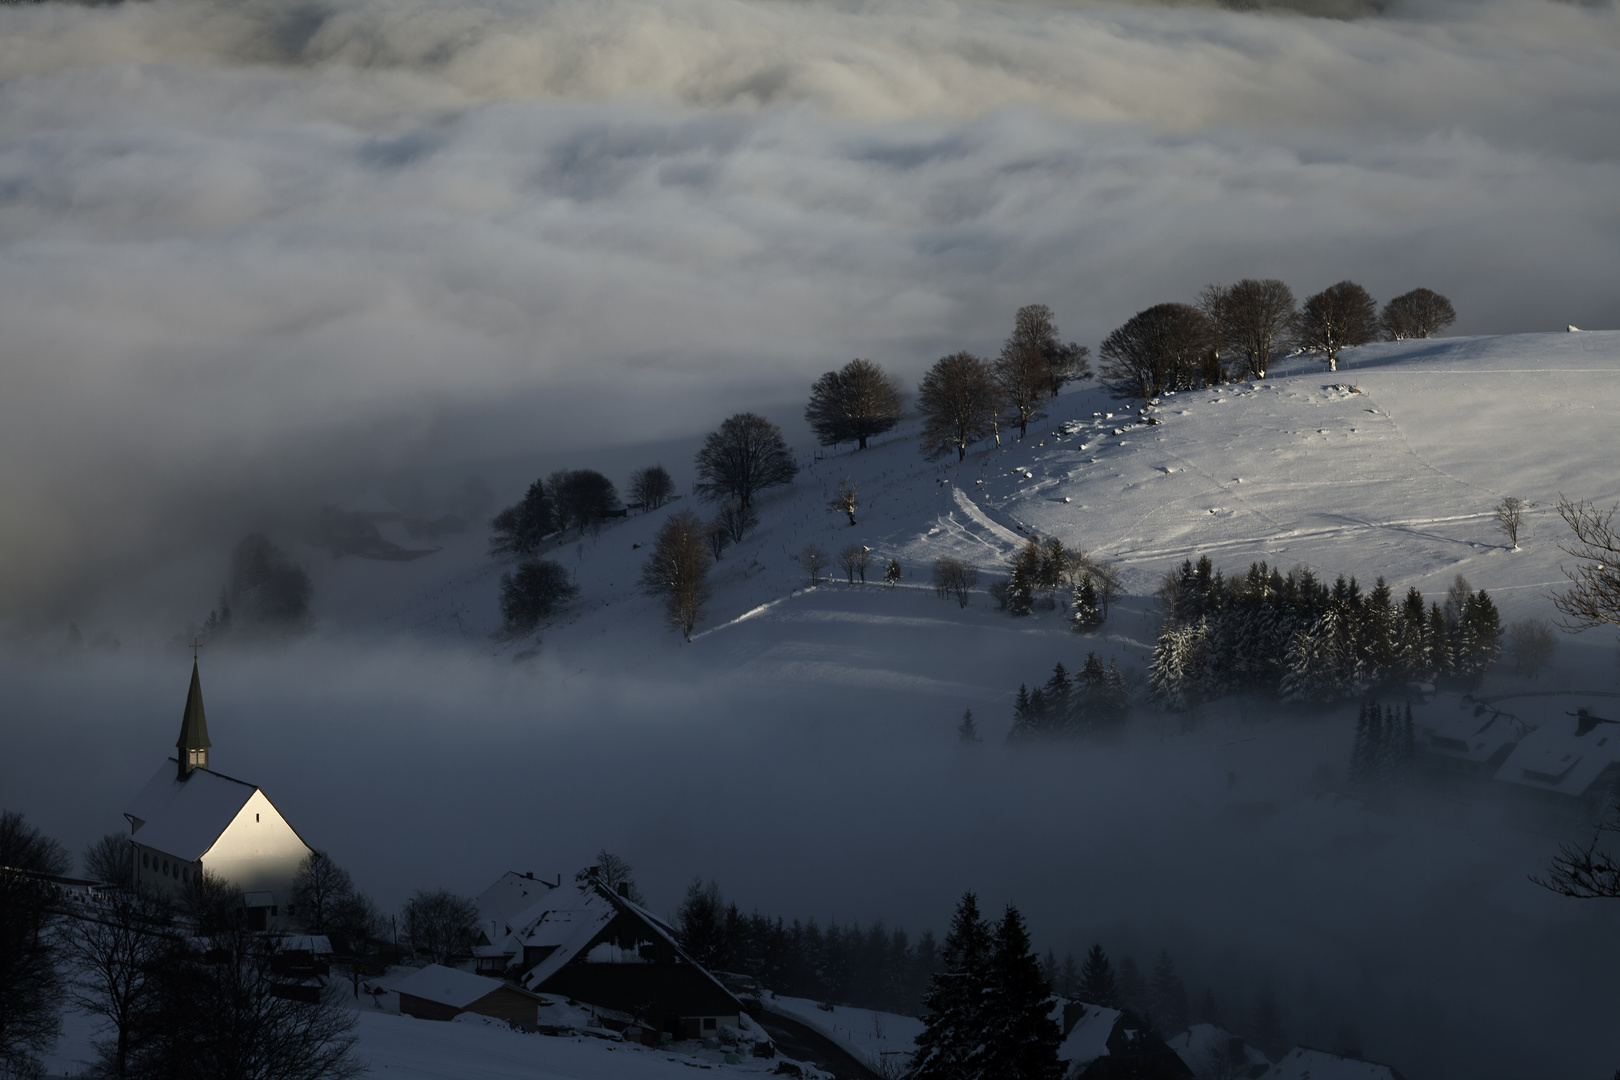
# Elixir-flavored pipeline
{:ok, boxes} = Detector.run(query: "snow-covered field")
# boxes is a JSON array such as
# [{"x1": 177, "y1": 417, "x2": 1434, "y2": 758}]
[{"x1": 12, "y1": 331, "x2": 1620, "y2": 1080}]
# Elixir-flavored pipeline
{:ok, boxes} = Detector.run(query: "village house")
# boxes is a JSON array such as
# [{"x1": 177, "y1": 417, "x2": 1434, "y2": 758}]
[
  {"x1": 1263, "y1": 1046, "x2": 1407, "y2": 1080},
  {"x1": 473, "y1": 869, "x2": 743, "y2": 1039},
  {"x1": 123, "y1": 661, "x2": 313, "y2": 929},
  {"x1": 396, "y1": 964, "x2": 545, "y2": 1025}
]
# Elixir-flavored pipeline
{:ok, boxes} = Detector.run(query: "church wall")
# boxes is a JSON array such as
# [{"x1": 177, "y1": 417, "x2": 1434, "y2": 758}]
[{"x1": 200, "y1": 789, "x2": 311, "y2": 906}]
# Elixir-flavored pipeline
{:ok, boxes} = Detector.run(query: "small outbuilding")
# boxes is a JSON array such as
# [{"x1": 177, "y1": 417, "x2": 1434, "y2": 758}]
[
  {"x1": 396, "y1": 964, "x2": 544, "y2": 1026},
  {"x1": 1263, "y1": 1046, "x2": 1406, "y2": 1080}
]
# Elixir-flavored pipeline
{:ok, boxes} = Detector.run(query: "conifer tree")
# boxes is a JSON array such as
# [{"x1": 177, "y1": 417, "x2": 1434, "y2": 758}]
[
  {"x1": 1250, "y1": 982, "x2": 1287, "y2": 1062},
  {"x1": 957, "y1": 710, "x2": 982, "y2": 745},
  {"x1": 1072, "y1": 575, "x2": 1103, "y2": 632},
  {"x1": 1194, "y1": 988, "x2": 1222, "y2": 1027},
  {"x1": 1042, "y1": 664, "x2": 1070, "y2": 732},
  {"x1": 910, "y1": 893, "x2": 992, "y2": 1080},
  {"x1": 1427, "y1": 602, "x2": 1453, "y2": 678},
  {"x1": 1118, "y1": 955, "x2": 1147, "y2": 1015},
  {"x1": 1359, "y1": 577, "x2": 1397, "y2": 687},
  {"x1": 885, "y1": 558, "x2": 902, "y2": 587},
  {"x1": 1350, "y1": 702, "x2": 1372, "y2": 785},
  {"x1": 1077, "y1": 943, "x2": 1119, "y2": 1007},
  {"x1": 1102, "y1": 661, "x2": 1130, "y2": 724},
  {"x1": 1059, "y1": 954, "x2": 1079, "y2": 999},
  {"x1": 1395, "y1": 586, "x2": 1429, "y2": 682},
  {"x1": 1148, "y1": 951, "x2": 1190, "y2": 1036},
  {"x1": 981, "y1": 906, "x2": 1064, "y2": 1080}
]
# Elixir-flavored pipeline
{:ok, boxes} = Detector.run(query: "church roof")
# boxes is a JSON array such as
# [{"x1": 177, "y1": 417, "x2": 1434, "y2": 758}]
[
  {"x1": 175, "y1": 661, "x2": 211, "y2": 752},
  {"x1": 124, "y1": 759, "x2": 260, "y2": 862}
]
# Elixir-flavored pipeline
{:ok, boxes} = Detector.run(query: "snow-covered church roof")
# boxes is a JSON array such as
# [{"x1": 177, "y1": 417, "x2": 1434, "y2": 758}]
[{"x1": 125, "y1": 759, "x2": 265, "y2": 861}]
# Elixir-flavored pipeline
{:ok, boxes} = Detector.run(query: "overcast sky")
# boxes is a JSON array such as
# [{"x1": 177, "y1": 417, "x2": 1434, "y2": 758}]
[{"x1": 2, "y1": 0, "x2": 1618, "y2": 619}]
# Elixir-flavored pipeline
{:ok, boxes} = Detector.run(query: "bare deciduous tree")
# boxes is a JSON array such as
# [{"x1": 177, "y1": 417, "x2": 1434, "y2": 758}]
[
  {"x1": 1506, "y1": 617, "x2": 1556, "y2": 678},
  {"x1": 931, "y1": 557, "x2": 979, "y2": 608},
  {"x1": 82, "y1": 833, "x2": 133, "y2": 887},
  {"x1": 695, "y1": 413, "x2": 799, "y2": 509},
  {"x1": 402, "y1": 889, "x2": 480, "y2": 965},
  {"x1": 995, "y1": 330, "x2": 1048, "y2": 439},
  {"x1": 917, "y1": 352, "x2": 1001, "y2": 462},
  {"x1": 838, "y1": 544, "x2": 872, "y2": 583},
  {"x1": 1223, "y1": 278, "x2": 1296, "y2": 380},
  {"x1": 705, "y1": 520, "x2": 730, "y2": 561},
  {"x1": 1494, "y1": 496, "x2": 1526, "y2": 550},
  {"x1": 64, "y1": 886, "x2": 175, "y2": 1079},
  {"x1": 804, "y1": 359, "x2": 904, "y2": 450},
  {"x1": 1297, "y1": 281, "x2": 1378, "y2": 372},
  {"x1": 629, "y1": 465, "x2": 675, "y2": 511},
  {"x1": 1534, "y1": 807, "x2": 1620, "y2": 900},
  {"x1": 0, "y1": 811, "x2": 68, "y2": 1077},
  {"x1": 1380, "y1": 287, "x2": 1456, "y2": 340},
  {"x1": 547, "y1": 469, "x2": 622, "y2": 536},
  {"x1": 801, "y1": 544, "x2": 829, "y2": 586},
  {"x1": 1551, "y1": 496, "x2": 1620, "y2": 634},
  {"x1": 1097, "y1": 303, "x2": 1212, "y2": 401},
  {"x1": 575, "y1": 850, "x2": 645, "y2": 904},
  {"x1": 829, "y1": 477, "x2": 859, "y2": 526},
  {"x1": 716, "y1": 501, "x2": 759, "y2": 544},
  {"x1": 640, "y1": 509, "x2": 713, "y2": 639}
]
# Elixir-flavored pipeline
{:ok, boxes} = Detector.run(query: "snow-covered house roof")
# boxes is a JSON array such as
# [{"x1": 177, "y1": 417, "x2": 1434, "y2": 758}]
[
  {"x1": 125, "y1": 760, "x2": 264, "y2": 861},
  {"x1": 1496, "y1": 704, "x2": 1620, "y2": 799},
  {"x1": 1168, "y1": 1024, "x2": 1270, "y2": 1079},
  {"x1": 1264, "y1": 1046, "x2": 1406, "y2": 1080},
  {"x1": 1417, "y1": 697, "x2": 1532, "y2": 773},
  {"x1": 476, "y1": 870, "x2": 560, "y2": 938},
  {"x1": 1058, "y1": 1004, "x2": 1121, "y2": 1071},
  {"x1": 517, "y1": 890, "x2": 621, "y2": 990},
  {"x1": 396, "y1": 964, "x2": 514, "y2": 1010}
]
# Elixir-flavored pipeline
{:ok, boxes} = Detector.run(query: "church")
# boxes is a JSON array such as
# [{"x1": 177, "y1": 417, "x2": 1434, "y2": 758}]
[{"x1": 124, "y1": 660, "x2": 314, "y2": 928}]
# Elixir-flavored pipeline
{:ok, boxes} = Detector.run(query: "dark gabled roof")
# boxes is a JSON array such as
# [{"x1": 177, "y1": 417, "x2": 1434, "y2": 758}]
[{"x1": 175, "y1": 661, "x2": 211, "y2": 752}]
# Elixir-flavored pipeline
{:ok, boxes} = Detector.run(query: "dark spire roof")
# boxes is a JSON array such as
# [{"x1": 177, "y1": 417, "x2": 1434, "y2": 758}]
[{"x1": 175, "y1": 661, "x2": 211, "y2": 752}]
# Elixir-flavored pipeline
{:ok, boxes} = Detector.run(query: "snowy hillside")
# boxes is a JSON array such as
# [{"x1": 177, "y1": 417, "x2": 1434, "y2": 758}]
[{"x1": 305, "y1": 330, "x2": 1620, "y2": 719}]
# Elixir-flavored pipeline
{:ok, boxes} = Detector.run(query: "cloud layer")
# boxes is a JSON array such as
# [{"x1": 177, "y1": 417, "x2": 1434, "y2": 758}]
[{"x1": 1, "y1": 0, "x2": 1618, "y2": 620}]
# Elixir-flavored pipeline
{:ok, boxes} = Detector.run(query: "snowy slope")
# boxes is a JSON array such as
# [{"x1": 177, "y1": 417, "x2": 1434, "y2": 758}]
[{"x1": 299, "y1": 330, "x2": 1620, "y2": 716}]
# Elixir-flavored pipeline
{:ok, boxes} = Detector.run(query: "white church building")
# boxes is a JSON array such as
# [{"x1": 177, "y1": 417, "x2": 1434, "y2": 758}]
[{"x1": 125, "y1": 661, "x2": 313, "y2": 928}]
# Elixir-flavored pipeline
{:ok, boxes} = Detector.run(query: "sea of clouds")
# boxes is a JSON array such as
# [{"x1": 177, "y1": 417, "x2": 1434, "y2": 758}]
[{"x1": 1, "y1": 0, "x2": 1618, "y2": 622}]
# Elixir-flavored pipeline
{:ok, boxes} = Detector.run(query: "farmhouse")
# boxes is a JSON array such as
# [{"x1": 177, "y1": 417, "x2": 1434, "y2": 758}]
[
  {"x1": 475, "y1": 870, "x2": 743, "y2": 1039},
  {"x1": 123, "y1": 661, "x2": 313, "y2": 928},
  {"x1": 396, "y1": 964, "x2": 545, "y2": 1025},
  {"x1": 1263, "y1": 1046, "x2": 1407, "y2": 1080}
]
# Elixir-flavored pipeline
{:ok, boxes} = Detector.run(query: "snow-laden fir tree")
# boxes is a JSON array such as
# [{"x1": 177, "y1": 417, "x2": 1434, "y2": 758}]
[
  {"x1": 1149, "y1": 618, "x2": 1208, "y2": 711},
  {"x1": 979, "y1": 907, "x2": 1064, "y2": 1080},
  {"x1": 1071, "y1": 575, "x2": 1103, "y2": 632},
  {"x1": 910, "y1": 892, "x2": 992, "y2": 1080}
]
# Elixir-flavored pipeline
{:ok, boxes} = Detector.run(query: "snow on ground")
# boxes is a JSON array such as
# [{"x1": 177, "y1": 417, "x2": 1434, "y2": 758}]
[
  {"x1": 767, "y1": 995, "x2": 924, "y2": 1073},
  {"x1": 305, "y1": 331, "x2": 1620, "y2": 705}
]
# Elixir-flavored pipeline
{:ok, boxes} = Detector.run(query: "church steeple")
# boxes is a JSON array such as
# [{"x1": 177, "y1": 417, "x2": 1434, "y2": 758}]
[{"x1": 176, "y1": 660, "x2": 212, "y2": 780}]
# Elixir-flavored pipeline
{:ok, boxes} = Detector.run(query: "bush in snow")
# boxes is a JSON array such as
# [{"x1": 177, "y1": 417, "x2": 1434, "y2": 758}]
[{"x1": 499, "y1": 558, "x2": 579, "y2": 634}]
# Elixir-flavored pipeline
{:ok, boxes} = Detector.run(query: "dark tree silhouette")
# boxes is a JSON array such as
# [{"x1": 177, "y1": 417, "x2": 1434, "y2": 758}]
[
  {"x1": 640, "y1": 509, "x2": 713, "y2": 639},
  {"x1": 1223, "y1": 278, "x2": 1297, "y2": 379},
  {"x1": 917, "y1": 352, "x2": 1001, "y2": 461},
  {"x1": 1551, "y1": 496, "x2": 1620, "y2": 635},
  {"x1": 910, "y1": 892, "x2": 992, "y2": 1080},
  {"x1": 629, "y1": 465, "x2": 675, "y2": 511},
  {"x1": 1297, "y1": 281, "x2": 1378, "y2": 372},
  {"x1": 489, "y1": 480, "x2": 556, "y2": 557},
  {"x1": 403, "y1": 889, "x2": 479, "y2": 965},
  {"x1": 82, "y1": 832, "x2": 133, "y2": 887},
  {"x1": 1098, "y1": 302, "x2": 1212, "y2": 400},
  {"x1": 1077, "y1": 943, "x2": 1119, "y2": 1007},
  {"x1": 981, "y1": 905, "x2": 1064, "y2": 1079},
  {"x1": 804, "y1": 359, "x2": 904, "y2": 450},
  {"x1": 1380, "y1": 287, "x2": 1456, "y2": 340},
  {"x1": 0, "y1": 811, "x2": 68, "y2": 1077},
  {"x1": 228, "y1": 533, "x2": 312, "y2": 633},
  {"x1": 499, "y1": 558, "x2": 579, "y2": 633},
  {"x1": 547, "y1": 469, "x2": 622, "y2": 535},
  {"x1": 694, "y1": 413, "x2": 799, "y2": 509}
]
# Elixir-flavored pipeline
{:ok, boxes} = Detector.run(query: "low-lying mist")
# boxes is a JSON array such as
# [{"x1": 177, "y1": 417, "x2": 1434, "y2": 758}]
[{"x1": 4, "y1": 637, "x2": 1616, "y2": 1078}]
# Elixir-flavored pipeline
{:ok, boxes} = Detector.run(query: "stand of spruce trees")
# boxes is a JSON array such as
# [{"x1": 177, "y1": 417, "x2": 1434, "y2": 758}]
[
  {"x1": 910, "y1": 893, "x2": 1064, "y2": 1080},
  {"x1": 1350, "y1": 700, "x2": 1416, "y2": 788},
  {"x1": 1007, "y1": 654, "x2": 1129, "y2": 742},
  {"x1": 1149, "y1": 558, "x2": 1502, "y2": 710}
]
